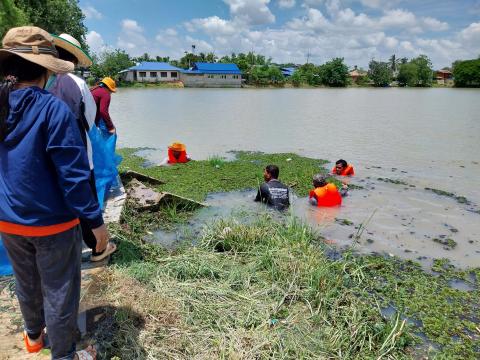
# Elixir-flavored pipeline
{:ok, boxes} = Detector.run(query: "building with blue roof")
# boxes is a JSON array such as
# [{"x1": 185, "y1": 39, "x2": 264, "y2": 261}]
[
  {"x1": 281, "y1": 67, "x2": 296, "y2": 77},
  {"x1": 180, "y1": 62, "x2": 242, "y2": 88},
  {"x1": 119, "y1": 62, "x2": 183, "y2": 83}
]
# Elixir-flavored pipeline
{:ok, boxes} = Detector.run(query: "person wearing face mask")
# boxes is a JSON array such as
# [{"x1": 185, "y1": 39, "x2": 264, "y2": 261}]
[
  {"x1": 47, "y1": 33, "x2": 117, "y2": 262},
  {"x1": 0, "y1": 26, "x2": 106, "y2": 359}
]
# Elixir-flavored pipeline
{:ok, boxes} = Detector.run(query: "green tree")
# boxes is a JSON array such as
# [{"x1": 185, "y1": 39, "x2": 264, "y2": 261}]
[
  {"x1": 368, "y1": 60, "x2": 392, "y2": 87},
  {"x1": 249, "y1": 65, "x2": 285, "y2": 86},
  {"x1": 14, "y1": 0, "x2": 88, "y2": 49},
  {"x1": 89, "y1": 49, "x2": 134, "y2": 79},
  {"x1": 0, "y1": 0, "x2": 28, "y2": 38},
  {"x1": 318, "y1": 58, "x2": 349, "y2": 87},
  {"x1": 411, "y1": 55, "x2": 433, "y2": 86},
  {"x1": 453, "y1": 59, "x2": 480, "y2": 87},
  {"x1": 397, "y1": 63, "x2": 418, "y2": 87}
]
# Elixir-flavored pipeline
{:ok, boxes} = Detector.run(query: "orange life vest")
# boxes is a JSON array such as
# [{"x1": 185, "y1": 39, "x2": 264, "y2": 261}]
[
  {"x1": 309, "y1": 183, "x2": 342, "y2": 207},
  {"x1": 332, "y1": 164, "x2": 354, "y2": 176},
  {"x1": 167, "y1": 148, "x2": 188, "y2": 164}
]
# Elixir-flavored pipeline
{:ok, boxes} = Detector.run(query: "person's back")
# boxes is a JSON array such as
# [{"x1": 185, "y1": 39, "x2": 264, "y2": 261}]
[
  {"x1": 255, "y1": 165, "x2": 290, "y2": 211},
  {"x1": 309, "y1": 174, "x2": 342, "y2": 207}
]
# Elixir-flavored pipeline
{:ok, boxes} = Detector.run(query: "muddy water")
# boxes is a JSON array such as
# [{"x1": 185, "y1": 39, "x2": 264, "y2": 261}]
[
  {"x1": 112, "y1": 88, "x2": 480, "y2": 204},
  {"x1": 147, "y1": 177, "x2": 480, "y2": 269}
]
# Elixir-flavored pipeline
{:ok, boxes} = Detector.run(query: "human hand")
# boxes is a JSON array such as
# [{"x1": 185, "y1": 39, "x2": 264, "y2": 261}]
[
  {"x1": 92, "y1": 224, "x2": 110, "y2": 253},
  {"x1": 108, "y1": 128, "x2": 116, "y2": 134}
]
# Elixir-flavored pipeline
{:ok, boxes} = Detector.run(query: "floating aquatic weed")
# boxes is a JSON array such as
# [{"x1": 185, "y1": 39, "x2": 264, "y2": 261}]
[{"x1": 432, "y1": 237, "x2": 457, "y2": 249}]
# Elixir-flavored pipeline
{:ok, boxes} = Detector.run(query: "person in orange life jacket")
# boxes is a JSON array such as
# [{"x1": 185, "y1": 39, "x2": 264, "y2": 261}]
[
  {"x1": 159, "y1": 142, "x2": 191, "y2": 166},
  {"x1": 309, "y1": 174, "x2": 342, "y2": 207},
  {"x1": 254, "y1": 165, "x2": 290, "y2": 211},
  {"x1": 48, "y1": 33, "x2": 117, "y2": 262},
  {"x1": 332, "y1": 159, "x2": 355, "y2": 176},
  {"x1": 0, "y1": 26, "x2": 107, "y2": 359}
]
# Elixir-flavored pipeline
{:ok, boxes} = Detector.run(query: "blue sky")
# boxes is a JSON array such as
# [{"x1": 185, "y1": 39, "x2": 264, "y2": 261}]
[{"x1": 80, "y1": 0, "x2": 480, "y2": 68}]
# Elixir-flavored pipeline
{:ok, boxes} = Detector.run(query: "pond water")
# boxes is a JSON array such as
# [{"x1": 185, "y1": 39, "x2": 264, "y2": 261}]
[{"x1": 112, "y1": 88, "x2": 480, "y2": 268}]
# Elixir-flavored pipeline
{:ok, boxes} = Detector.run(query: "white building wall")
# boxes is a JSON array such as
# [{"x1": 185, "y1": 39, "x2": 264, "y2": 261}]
[{"x1": 122, "y1": 70, "x2": 180, "y2": 82}]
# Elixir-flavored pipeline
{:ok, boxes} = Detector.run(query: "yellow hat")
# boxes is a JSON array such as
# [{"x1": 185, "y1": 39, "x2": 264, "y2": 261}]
[
  {"x1": 168, "y1": 142, "x2": 186, "y2": 152},
  {"x1": 101, "y1": 77, "x2": 116, "y2": 92}
]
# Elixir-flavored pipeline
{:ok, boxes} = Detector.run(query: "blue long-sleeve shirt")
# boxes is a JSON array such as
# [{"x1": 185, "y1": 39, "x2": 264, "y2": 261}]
[{"x1": 0, "y1": 86, "x2": 103, "y2": 230}]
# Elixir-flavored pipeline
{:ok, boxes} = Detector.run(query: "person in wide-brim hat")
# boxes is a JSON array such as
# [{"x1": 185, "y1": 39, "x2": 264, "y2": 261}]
[
  {"x1": 51, "y1": 33, "x2": 92, "y2": 67},
  {"x1": 0, "y1": 26, "x2": 107, "y2": 360},
  {"x1": 0, "y1": 26, "x2": 73, "y2": 73}
]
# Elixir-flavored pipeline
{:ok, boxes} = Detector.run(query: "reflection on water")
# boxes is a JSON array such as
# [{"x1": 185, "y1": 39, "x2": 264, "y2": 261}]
[{"x1": 146, "y1": 175, "x2": 480, "y2": 269}]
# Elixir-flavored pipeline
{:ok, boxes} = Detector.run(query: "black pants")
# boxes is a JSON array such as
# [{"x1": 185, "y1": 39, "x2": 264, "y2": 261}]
[{"x1": 82, "y1": 170, "x2": 100, "y2": 255}]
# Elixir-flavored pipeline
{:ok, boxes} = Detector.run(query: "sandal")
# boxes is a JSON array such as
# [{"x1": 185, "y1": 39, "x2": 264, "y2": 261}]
[
  {"x1": 23, "y1": 330, "x2": 43, "y2": 353},
  {"x1": 90, "y1": 242, "x2": 117, "y2": 262},
  {"x1": 75, "y1": 345, "x2": 97, "y2": 360}
]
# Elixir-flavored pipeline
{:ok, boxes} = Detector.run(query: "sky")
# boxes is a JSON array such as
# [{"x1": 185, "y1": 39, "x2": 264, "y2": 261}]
[{"x1": 80, "y1": 0, "x2": 480, "y2": 68}]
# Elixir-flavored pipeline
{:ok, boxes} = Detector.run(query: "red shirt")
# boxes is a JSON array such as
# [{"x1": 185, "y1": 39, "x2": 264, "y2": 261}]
[{"x1": 91, "y1": 86, "x2": 114, "y2": 130}]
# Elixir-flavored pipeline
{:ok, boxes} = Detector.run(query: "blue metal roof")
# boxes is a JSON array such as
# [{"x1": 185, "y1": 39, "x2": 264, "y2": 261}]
[
  {"x1": 281, "y1": 67, "x2": 296, "y2": 77},
  {"x1": 189, "y1": 62, "x2": 241, "y2": 74},
  {"x1": 126, "y1": 62, "x2": 183, "y2": 71}
]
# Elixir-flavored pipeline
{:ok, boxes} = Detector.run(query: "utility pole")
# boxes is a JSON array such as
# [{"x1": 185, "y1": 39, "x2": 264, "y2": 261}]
[{"x1": 306, "y1": 51, "x2": 311, "y2": 64}]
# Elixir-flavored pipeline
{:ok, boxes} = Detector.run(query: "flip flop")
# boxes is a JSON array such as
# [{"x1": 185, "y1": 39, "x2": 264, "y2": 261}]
[
  {"x1": 90, "y1": 242, "x2": 117, "y2": 262},
  {"x1": 23, "y1": 331, "x2": 43, "y2": 353},
  {"x1": 76, "y1": 345, "x2": 97, "y2": 360}
]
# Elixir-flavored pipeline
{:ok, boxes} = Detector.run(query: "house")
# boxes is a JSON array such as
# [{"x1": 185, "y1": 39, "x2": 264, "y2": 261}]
[
  {"x1": 180, "y1": 62, "x2": 242, "y2": 88},
  {"x1": 281, "y1": 67, "x2": 296, "y2": 77},
  {"x1": 119, "y1": 62, "x2": 183, "y2": 83},
  {"x1": 436, "y1": 69, "x2": 453, "y2": 86},
  {"x1": 349, "y1": 66, "x2": 367, "y2": 84}
]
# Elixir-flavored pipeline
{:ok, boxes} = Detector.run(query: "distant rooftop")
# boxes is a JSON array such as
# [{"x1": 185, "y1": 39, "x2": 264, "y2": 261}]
[{"x1": 184, "y1": 62, "x2": 241, "y2": 75}]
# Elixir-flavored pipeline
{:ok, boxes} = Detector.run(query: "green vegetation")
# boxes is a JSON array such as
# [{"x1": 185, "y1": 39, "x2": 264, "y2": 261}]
[
  {"x1": 289, "y1": 58, "x2": 349, "y2": 87},
  {"x1": 89, "y1": 49, "x2": 135, "y2": 81},
  {"x1": 249, "y1": 65, "x2": 285, "y2": 86},
  {"x1": 397, "y1": 55, "x2": 434, "y2": 87},
  {"x1": 453, "y1": 58, "x2": 480, "y2": 87},
  {"x1": 424, "y1": 187, "x2": 470, "y2": 205},
  {"x1": 433, "y1": 237, "x2": 457, "y2": 249},
  {"x1": 118, "y1": 149, "x2": 333, "y2": 201},
  {"x1": 368, "y1": 60, "x2": 393, "y2": 87},
  {"x1": 86, "y1": 149, "x2": 480, "y2": 358},
  {"x1": 0, "y1": 0, "x2": 88, "y2": 48}
]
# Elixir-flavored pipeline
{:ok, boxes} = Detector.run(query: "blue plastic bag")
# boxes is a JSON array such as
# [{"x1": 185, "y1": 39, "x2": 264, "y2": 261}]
[
  {"x1": 0, "y1": 237, "x2": 13, "y2": 276},
  {"x1": 88, "y1": 121, "x2": 122, "y2": 209}
]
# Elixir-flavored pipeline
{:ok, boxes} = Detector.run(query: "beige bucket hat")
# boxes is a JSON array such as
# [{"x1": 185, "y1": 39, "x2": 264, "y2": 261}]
[
  {"x1": 0, "y1": 26, "x2": 73, "y2": 73},
  {"x1": 52, "y1": 33, "x2": 92, "y2": 67}
]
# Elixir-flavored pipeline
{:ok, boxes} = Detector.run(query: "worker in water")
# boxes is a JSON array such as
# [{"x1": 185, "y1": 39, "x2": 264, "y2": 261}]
[
  {"x1": 332, "y1": 159, "x2": 355, "y2": 176},
  {"x1": 160, "y1": 142, "x2": 191, "y2": 165},
  {"x1": 254, "y1": 165, "x2": 290, "y2": 211},
  {"x1": 309, "y1": 174, "x2": 342, "y2": 207}
]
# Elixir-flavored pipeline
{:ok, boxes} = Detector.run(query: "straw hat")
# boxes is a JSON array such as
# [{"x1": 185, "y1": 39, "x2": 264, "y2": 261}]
[
  {"x1": 0, "y1": 26, "x2": 73, "y2": 73},
  {"x1": 52, "y1": 33, "x2": 92, "y2": 67},
  {"x1": 168, "y1": 142, "x2": 186, "y2": 152},
  {"x1": 101, "y1": 77, "x2": 116, "y2": 92}
]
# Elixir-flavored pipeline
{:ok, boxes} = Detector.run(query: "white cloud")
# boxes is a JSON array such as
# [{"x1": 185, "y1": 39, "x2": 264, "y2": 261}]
[
  {"x1": 185, "y1": 16, "x2": 237, "y2": 35},
  {"x1": 117, "y1": 19, "x2": 147, "y2": 54},
  {"x1": 223, "y1": 0, "x2": 275, "y2": 25},
  {"x1": 287, "y1": 8, "x2": 330, "y2": 31},
  {"x1": 82, "y1": 5, "x2": 102, "y2": 20},
  {"x1": 379, "y1": 9, "x2": 416, "y2": 28},
  {"x1": 86, "y1": 30, "x2": 106, "y2": 54},
  {"x1": 360, "y1": 0, "x2": 400, "y2": 9},
  {"x1": 459, "y1": 22, "x2": 480, "y2": 44},
  {"x1": 422, "y1": 17, "x2": 449, "y2": 32},
  {"x1": 278, "y1": 0, "x2": 296, "y2": 8}
]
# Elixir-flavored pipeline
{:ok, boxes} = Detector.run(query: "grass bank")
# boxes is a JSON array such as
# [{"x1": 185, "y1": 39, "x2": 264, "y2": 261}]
[{"x1": 90, "y1": 150, "x2": 479, "y2": 359}]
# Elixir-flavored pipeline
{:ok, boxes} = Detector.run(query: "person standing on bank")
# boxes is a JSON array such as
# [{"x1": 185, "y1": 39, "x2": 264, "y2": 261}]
[
  {"x1": 90, "y1": 76, "x2": 116, "y2": 133},
  {"x1": 0, "y1": 27, "x2": 107, "y2": 359},
  {"x1": 48, "y1": 33, "x2": 116, "y2": 262}
]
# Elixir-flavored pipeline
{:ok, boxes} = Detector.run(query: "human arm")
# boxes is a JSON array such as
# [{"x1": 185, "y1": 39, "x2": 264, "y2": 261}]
[
  {"x1": 46, "y1": 102, "x2": 104, "y2": 229},
  {"x1": 98, "y1": 90, "x2": 115, "y2": 131}
]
